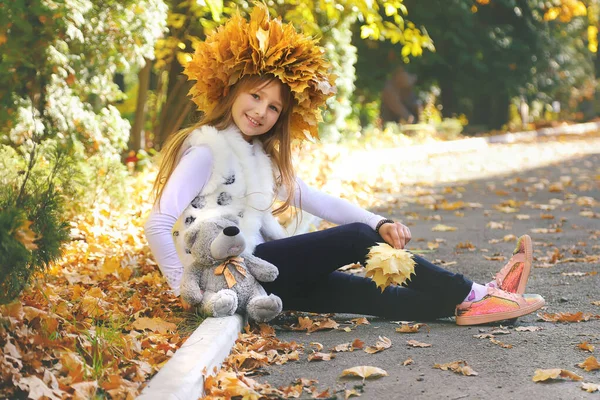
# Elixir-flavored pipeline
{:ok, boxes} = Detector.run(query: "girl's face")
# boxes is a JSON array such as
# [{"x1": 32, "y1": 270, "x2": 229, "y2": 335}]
[{"x1": 232, "y1": 79, "x2": 284, "y2": 141}]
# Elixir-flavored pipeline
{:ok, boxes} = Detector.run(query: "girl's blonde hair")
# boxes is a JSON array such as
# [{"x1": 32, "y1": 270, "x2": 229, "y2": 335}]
[{"x1": 152, "y1": 74, "x2": 297, "y2": 216}]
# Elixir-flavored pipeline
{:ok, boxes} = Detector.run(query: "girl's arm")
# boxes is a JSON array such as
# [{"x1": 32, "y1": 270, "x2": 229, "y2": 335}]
[
  {"x1": 286, "y1": 178, "x2": 411, "y2": 249},
  {"x1": 144, "y1": 145, "x2": 213, "y2": 295},
  {"x1": 289, "y1": 177, "x2": 383, "y2": 230}
]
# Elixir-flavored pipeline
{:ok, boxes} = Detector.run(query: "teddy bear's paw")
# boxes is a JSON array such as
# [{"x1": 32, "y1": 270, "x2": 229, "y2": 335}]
[
  {"x1": 247, "y1": 294, "x2": 283, "y2": 322},
  {"x1": 253, "y1": 263, "x2": 279, "y2": 282},
  {"x1": 211, "y1": 289, "x2": 238, "y2": 317}
]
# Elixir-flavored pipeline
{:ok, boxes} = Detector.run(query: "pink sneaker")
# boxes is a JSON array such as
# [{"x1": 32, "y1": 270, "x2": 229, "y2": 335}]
[
  {"x1": 488, "y1": 235, "x2": 532, "y2": 294},
  {"x1": 455, "y1": 287, "x2": 545, "y2": 326}
]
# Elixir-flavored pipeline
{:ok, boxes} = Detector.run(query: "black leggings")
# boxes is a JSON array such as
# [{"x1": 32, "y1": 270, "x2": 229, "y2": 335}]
[{"x1": 255, "y1": 223, "x2": 472, "y2": 321}]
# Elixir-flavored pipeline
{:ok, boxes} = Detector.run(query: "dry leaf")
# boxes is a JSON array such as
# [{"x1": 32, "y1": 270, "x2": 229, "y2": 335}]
[
  {"x1": 350, "y1": 317, "x2": 370, "y2": 325},
  {"x1": 345, "y1": 389, "x2": 361, "y2": 399},
  {"x1": 307, "y1": 352, "x2": 335, "y2": 362},
  {"x1": 432, "y1": 224, "x2": 458, "y2": 232},
  {"x1": 341, "y1": 366, "x2": 388, "y2": 379},
  {"x1": 582, "y1": 382, "x2": 600, "y2": 393},
  {"x1": 578, "y1": 356, "x2": 600, "y2": 372},
  {"x1": 433, "y1": 360, "x2": 478, "y2": 376},
  {"x1": 490, "y1": 338, "x2": 513, "y2": 349},
  {"x1": 577, "y1": 341, "x2": 595, "y2": 352},
  {"x1": 131, "y1": 317, "x2": 177, "y2": 334},
  {"x1": 515, "y1": 326, "x2": 542, "y2": 332},
  {"x1": 364, "y1": 336, "x2": 392, "y2": 354},
  {"x1": 309, "y1": 342, "x2": 324, "y2": 352},
  {"x1": 407, "y1": 340, "x2": 431, "y2": 348},
  {"x1": 533, "y1": 368, "x2": 583, "y2": 382},
  {"x1": 538, "y1": 312, "x2": 599, "y2": 323},
  {"x1": 396, "y1": 323, "x2": 430, "y2": 333},
  {"x1": 403, "y1": 358, "x2": 414, "y2": 366}
]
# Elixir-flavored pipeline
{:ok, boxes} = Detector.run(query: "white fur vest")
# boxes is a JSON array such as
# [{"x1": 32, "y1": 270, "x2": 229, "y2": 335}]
[{"x1": 172, "y1": 125, "x2": 288, "y2": 267}]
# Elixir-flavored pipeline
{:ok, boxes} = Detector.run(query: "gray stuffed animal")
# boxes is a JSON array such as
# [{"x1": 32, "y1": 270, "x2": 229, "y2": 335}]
[{"x1": 180, "y1": 214, "x2": 283, "y2": 322}]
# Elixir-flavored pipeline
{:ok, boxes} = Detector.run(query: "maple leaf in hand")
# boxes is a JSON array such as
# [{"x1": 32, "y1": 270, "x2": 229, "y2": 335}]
[{"x1": 365, "y1": 243, "x2": 416, "y2": 291}]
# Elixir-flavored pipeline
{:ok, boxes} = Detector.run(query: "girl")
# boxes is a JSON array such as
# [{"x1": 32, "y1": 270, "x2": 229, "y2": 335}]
[{"x1": 144, "y1": 4, "x2": 545, "y2": 326}]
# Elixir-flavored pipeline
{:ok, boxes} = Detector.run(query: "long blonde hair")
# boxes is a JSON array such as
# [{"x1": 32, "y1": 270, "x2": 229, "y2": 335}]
[{"x1": 152, "y1": 74, "x2": 297, "y2": 216}]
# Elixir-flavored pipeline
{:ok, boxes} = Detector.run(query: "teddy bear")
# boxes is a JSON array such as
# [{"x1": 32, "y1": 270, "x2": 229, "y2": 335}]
[{"x1": 179, "y1": 214, "x2": 283, "y2": 322}]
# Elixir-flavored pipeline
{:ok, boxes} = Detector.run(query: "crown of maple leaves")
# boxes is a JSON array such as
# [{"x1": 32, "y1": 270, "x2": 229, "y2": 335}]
[{"x1": 184, "y1": 3, "x2": 337, "y2": 141}]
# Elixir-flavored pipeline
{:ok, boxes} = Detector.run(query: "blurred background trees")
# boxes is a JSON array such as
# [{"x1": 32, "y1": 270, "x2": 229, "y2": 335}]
[{"x1": 1, "y1": 0, "x2": 599, "y2": 302}]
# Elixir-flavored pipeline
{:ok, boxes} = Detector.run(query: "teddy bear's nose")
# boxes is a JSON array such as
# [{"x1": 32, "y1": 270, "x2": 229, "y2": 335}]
[{"x1": 223, "y1": 226, "x2": 240, "y2": 237}]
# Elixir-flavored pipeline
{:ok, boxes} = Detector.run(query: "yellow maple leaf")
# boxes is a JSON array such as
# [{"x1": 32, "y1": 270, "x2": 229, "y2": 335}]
[
  {"x1": 365, "y1": 243, "x2": 416, "y2": 291},
  {"x1": 340, "y1": 366, "x2": 388, "y2": 379}
]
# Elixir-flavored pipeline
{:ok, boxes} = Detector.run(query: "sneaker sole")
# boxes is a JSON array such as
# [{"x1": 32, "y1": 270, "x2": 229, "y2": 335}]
[{"x1": 455, "y1": 295, "x2": 545, "y2": 326}]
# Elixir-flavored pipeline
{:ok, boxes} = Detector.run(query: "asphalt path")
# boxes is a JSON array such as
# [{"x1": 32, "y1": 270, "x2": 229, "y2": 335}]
[{"x1": 254, "y1": 136, "x2": 600, "y2": 400}]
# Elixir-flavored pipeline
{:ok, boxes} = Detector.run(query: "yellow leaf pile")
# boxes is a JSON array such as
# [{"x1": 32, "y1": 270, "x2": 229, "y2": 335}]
[
  {"x1": 365, "y1": 243, "x2": 416, "y2": 292},
  {"x1": 184, "y1": 3, "x2": 336, "y2": 141}
]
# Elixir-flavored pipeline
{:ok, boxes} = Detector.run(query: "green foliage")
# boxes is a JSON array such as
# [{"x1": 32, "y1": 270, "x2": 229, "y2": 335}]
[
  {"x1": 0, "y1": 143, "x2": 71, "y2": 304},
  {"x1": 353, "y1": 0, "x2": 597, "y2": 130}
]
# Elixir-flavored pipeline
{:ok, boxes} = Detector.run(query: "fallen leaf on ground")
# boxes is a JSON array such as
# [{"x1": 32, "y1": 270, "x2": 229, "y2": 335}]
[
  {"x1": 345, "y1": 389, "x2": 361, "y2": 399},
  {"x1": 577, "y1": 341, "x2": 595, "y2": 352},
  {"x1": 396, "y1": 323, "x2": 430, "y2": 333},
  {"x1": 407, "y1": 340, "x2": 431, "y2": 348},
  {"x1": 578, "y1": 356, "x2": 600, "y2": 372},
  {"x1": 131, "y1": 317, "x2": 177, "y2": 334},
  {"x1": 582, "y1": 382, "x2": 600, "y2": 393},
  {"x1": 515, "y1": 326, "x2": 542, "y2": 332},
  {"x1": 490, "y1": 338, "x2": 513, "y2": 349},
  {"x1": 308, "y1": 352, "x2": 335, "y2": 362},
  {"x1": 341, "y1": 366, "x2": 388, "y2": 380},
  {"x1": 364, "y1": 336, "x2": 392, "y2": 354},
  {"x1": 533, "y1": 368, "x2": 583, "y2": 382},
  {"x1": 309, "y1": 342, "x2": 323, "y2": 351},
  {"x1": 350, "y1": 317, "x2": 370, "y2": 325},
  {"x1": 403, "y1": 358, "x2": 413, "y2": 366},
  {"x1": 289, "y1": 317, "x2": 339, "y2": 332},
  {"x1": 433, "y1": 360, "x2": 478, "y2": 376},
  {"x1": 432, "y1": 224, "x2": 457, "y2": 232},
  {"x1": 538, "y1": 312, "x2": 600, "y2": 323}
]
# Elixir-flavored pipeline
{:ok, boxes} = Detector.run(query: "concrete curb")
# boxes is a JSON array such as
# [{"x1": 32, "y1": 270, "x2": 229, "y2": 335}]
[
  {"x1": 137, "y1": 120, "x2": 600, "y2": 400},
  {"x1": 137, "y1": 314, "x2": 245, "y2": 400}
]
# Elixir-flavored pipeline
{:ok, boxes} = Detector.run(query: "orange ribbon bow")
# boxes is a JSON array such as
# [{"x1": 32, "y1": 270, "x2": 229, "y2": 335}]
[{"x1": 214, "y1": 256, "x2": 247, "y2": 288}]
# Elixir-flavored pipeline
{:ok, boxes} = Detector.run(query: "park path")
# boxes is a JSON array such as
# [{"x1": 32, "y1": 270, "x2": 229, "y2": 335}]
[{"x1": 252, "y1": 133, "x2": 600, "y2": 399}]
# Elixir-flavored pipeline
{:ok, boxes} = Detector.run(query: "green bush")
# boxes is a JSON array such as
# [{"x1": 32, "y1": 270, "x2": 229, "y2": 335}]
[{"x1": 0, "y1": 143, "x2": 71, "y2": 304}]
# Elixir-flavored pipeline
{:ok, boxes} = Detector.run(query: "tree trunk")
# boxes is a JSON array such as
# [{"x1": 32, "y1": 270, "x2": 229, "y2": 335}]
[
  {"x1": 130, "y1": 58, "x2": 151, "y2": 151},
  {"x1": 154, "y1": 58, "x2": 195, "y2": 149}
]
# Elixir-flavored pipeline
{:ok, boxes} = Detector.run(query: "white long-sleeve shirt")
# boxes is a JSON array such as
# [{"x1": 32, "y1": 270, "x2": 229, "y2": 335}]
[{"x1": 144, "y1": 145, "x2": 385, "y2": 294}]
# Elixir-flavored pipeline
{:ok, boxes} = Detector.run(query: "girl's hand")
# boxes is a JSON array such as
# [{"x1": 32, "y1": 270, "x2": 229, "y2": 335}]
[{"x1": 378, "y1": 222, "x2": 412, "y2": 249}]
